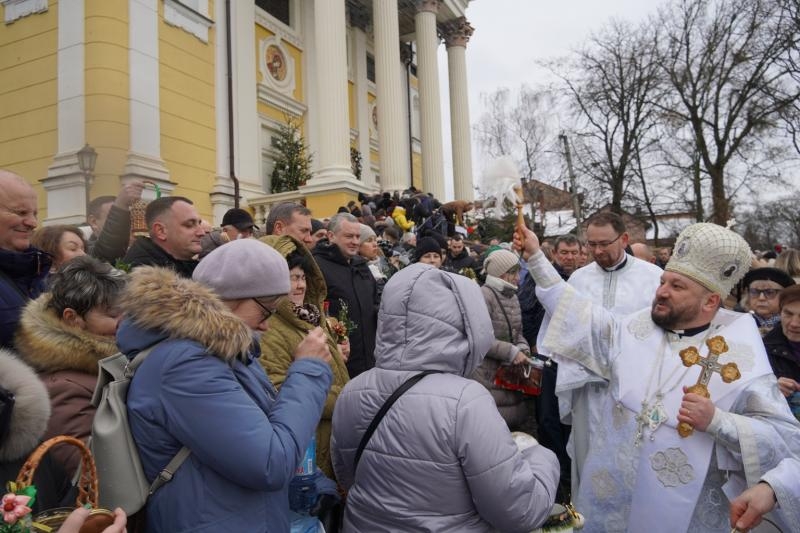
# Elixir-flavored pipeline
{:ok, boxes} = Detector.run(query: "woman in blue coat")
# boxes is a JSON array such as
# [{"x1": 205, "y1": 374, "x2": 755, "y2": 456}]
[{"x1": 119, "y1": 239, "x2": 333, "y2": 533}]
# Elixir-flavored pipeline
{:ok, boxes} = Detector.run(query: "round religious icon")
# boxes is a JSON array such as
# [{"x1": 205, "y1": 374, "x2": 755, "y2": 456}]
[{"x1": 266, "y1": 45, "x2": 287, "y2": 82}]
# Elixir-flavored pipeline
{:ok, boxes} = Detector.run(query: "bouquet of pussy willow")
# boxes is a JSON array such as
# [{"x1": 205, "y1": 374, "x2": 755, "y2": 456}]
[
  {"x1": 325, "y1": 299, "x2": 358, "y2": 343},
  {"x1": 1, "y1": 482, "x2": 37, "y2": 533}
]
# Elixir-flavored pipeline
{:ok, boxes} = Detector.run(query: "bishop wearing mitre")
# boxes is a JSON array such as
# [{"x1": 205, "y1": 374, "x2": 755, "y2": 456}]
[{"x1": 514, "y1": 222, "x2": 800, "y2": 532}]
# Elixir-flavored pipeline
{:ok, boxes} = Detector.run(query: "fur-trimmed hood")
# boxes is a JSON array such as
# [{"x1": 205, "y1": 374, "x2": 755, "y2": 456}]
[
  {"x1": 0, "y1": 349, "x2": 50, "y2": 462},
  {"x1": 15, "y1": 294, "x2": 119, "y2": 375},
  {"x1": 259, "y1": 235, "x2": 327, "y2": 310},
  {"x1": 117, "y1": 266, "x2": 253, "y2": 362}
]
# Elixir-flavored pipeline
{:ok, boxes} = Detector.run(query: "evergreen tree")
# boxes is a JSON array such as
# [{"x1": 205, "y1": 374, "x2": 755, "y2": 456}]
[{"x1": 270, "y1": 116, "x2": 313, "y2": 193}]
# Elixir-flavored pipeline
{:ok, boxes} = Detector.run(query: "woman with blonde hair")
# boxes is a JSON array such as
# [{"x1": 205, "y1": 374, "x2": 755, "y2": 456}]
[{"x1": 775, "y1": 248, "x2": 800, "y2": 283}]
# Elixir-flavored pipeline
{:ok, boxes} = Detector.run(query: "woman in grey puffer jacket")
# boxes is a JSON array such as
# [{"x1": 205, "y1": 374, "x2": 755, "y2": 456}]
[
  {"x1": 471, "y1": 249, "x2": 532, "y2": 430},
  {"x1": 331, "y1": 263, "x2": 559, "y2": 532}
]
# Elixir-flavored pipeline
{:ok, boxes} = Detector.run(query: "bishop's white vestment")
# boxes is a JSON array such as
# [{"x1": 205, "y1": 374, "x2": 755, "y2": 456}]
[
  {"x1": 754, "y1": 457, "x2": 800, "y2": 530},
  {"x1": 552, "y1": 255, "x2": 663, "y2": 495},
  {"x1": 527, "y1": 251, "x2": 800, "y2": 533}
]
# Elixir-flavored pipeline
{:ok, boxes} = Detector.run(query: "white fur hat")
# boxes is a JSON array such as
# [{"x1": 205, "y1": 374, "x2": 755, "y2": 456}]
[{"x1": 665, "y1": 223, "x2": 751, "y2": 297}]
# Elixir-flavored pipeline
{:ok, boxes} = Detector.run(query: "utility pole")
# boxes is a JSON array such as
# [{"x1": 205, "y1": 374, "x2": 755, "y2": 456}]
[{"x1": 559, "y1": 133, "x2": 582, "y2": 238}]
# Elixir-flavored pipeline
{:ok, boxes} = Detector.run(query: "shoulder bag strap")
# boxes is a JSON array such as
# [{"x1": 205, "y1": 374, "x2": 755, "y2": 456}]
[
  {"x1": 353, "y1": 370, "x2": 441, "y2": 470},
  {"x1": 125, "y1": 340, "x2": 192, "y2": 493},
  {"x1": 488, "y1": 287, "x2": 514, "y2": 342}
]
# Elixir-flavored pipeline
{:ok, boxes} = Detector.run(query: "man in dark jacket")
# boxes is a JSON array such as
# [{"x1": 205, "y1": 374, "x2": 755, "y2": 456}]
[
  {"x1": 0, "y1": 170, "x2": 51, "y2": 349},
  {"x1": 122, "y1": 196, "x2": 204, "y2": 277},
  {"x1": 85, "y1": 180, "x2": 144, "y2": 264},
  {"x1": 443, "y1": 233, "x2": 478, "y2": 274},
  {"x1": 313, "y1": 212, "x2": 378, "y2": 378}
]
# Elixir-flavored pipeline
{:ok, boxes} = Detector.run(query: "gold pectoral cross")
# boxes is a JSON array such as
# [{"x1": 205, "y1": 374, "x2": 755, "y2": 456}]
[{"x1": 677, "y1": 335, "x2": 741, "y2": 438}]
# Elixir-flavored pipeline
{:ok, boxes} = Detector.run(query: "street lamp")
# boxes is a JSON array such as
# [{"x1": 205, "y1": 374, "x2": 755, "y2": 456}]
[{"x1": 77, "y1": 144, "x2": 97, "y2": 218}]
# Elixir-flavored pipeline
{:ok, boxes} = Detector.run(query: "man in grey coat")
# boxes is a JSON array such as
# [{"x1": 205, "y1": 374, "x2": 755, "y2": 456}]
[{"x1": 331, "y1": 263, "x2": 559, "y2": 532}]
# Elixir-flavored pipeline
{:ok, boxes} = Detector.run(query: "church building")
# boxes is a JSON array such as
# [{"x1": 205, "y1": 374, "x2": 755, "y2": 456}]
[{"x1": 0, "y1": 0, "x2": 477, "y2": 224}]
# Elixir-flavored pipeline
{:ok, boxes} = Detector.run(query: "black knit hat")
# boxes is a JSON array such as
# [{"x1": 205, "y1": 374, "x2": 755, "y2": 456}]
[
  {"x1": 742, "y1": 267, "x2": 796, "y2": 289},
  {"x1": 221, "y1": 208, "x2": 258, "y2": 231},
  {"x1": 414, "y1": 237, "x2": 443, "y2": 262},
  {"x1": 311, "y1": 218, "x2": 325, "y2": 234}
]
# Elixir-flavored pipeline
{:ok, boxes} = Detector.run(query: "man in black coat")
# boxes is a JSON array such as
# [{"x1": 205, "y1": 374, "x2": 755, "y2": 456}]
[
  {"x1": 313, "y1": 212, "x2": 378, "y2": 378},
  {"x1": 122, "y1": 196, "x2": 204, "y2": 278}
]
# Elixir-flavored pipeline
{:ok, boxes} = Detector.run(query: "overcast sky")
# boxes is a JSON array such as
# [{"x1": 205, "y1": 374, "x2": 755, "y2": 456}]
[{"x1": 438, "y1": 0, "x2": 669, "y2": 200}]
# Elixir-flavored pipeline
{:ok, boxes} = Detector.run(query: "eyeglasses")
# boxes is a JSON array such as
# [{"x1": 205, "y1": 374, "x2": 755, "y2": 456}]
[
  {"x1": 586, "y1": 234, "x2": 623, "y2": 249},
  {"x1": 289, "y1": 274, "x2": 306, "y2": 283},
  {"x1": 252, "y1": 298, "x2": 276, "y2": 322},
  {"x1": 748, "y1": 288, "x2": 781, "y2": 299}
]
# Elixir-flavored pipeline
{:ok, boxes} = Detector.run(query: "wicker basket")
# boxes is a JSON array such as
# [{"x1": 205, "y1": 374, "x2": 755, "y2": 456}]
[{"x1": 16, "y1": 436, "x2": 115, "y2": 533}]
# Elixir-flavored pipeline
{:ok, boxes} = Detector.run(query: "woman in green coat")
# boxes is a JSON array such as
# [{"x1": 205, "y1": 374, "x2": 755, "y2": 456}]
[{"x1": 259, "y1": 235, "x2": 350, "y2": 479}]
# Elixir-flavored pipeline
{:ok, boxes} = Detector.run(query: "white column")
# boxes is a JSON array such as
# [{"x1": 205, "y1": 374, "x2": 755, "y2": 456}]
[
  {"x1": 122, "y1": 0, "x2": 171, "y2": 189},
  {"x1": 444, "y1": 18, "x2": 474, "y2": 201},
  {"x1": 307, "y1": 0, "x2": 355, "y2": 185},
  {"x1": 373, "y1": 0, "x2": 408, "y2": 193},
  {"x1": 231, "y1": 1, "x2": 260, "y2": 189},
  {"x1": 351, "y1": 26, "x2": 374, "y2": 187},
  {"x1": 414, "y1": 0, "x2": 445, "y2": 200},
  {"x1": 42, "y1": 0, "x2": 87, "y2": 224}
]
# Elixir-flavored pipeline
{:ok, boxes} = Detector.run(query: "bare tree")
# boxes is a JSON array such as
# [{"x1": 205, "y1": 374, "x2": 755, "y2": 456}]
[
  {"x1": 657, "y1": 0, "x2": 800, "y2": 225},
  {"x1": 554, "y1": 19, "x2": 664, "y2": 219},
  {"x1": 739, "y1": 192, "x2": 800, "y2": 249},
  {"x1": 473, "y1": 86, "x2": 560, "y2": 183}
]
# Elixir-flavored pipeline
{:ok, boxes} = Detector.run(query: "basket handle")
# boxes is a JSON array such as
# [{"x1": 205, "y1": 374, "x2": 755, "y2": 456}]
[{"x1": 16, "y1": 436, "x2": 99, "y2": 508}]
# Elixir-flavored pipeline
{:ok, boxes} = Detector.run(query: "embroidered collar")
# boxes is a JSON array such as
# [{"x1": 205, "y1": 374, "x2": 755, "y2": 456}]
[{"x1": 601, "y1": 254, "x2": 628, "y2": 273}]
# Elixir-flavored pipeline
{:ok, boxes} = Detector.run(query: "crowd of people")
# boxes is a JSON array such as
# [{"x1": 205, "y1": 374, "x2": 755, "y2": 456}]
[{"x1": 1, "y1": 166, "x2": 800, "y2": 532}]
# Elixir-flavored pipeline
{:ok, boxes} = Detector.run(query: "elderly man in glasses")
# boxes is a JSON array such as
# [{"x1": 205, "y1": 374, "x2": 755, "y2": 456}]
[
  {"x1": 0, "y1": 170, "x2": 51, "y2": 349},
  {"x1": 535, "y1": 212, "x2": 663, "y2": 502}
]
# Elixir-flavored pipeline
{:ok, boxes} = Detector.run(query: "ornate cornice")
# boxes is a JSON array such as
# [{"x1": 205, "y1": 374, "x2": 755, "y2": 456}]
[
  {"x1": 440, "y1": 17, "x2": 473, "y2": 48},
  {"x1": 414, "y1": 0, "x2": 440, "y2": 15},
  {"x1": 346, "y1": 0, "x2": 370, "y2": 31}
]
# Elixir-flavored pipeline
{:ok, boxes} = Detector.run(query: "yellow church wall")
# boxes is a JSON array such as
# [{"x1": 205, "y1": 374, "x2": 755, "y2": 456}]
[
  {"x1": 0, "y1": 6, "x2": 57, "y2": 218},
  {"x1": 157, "y1": 4, "x2": 217, "y2": 219},
  {"x1": 348, "y1": 81, "x2": 356, "y2": 131},
  {"x1": 305, "y1": 191, "x2": 357, "y2": 220}
]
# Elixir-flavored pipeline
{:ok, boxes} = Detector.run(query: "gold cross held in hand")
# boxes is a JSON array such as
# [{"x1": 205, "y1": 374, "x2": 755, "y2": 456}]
[{"x1": 677, "y1": 335, "x2": 741, "y2": 438}]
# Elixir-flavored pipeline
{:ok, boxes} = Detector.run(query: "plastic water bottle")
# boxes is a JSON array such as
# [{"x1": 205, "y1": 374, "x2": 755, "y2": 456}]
[{"x1": 288, "y1": 436, "x2": 321, "y2": 514}]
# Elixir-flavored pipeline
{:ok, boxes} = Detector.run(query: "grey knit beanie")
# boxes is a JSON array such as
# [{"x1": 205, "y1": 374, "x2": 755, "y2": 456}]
[
  {"x1": 484, "y1": 249, "x2": 520, "y2": 277},
  {"x1": 193, "y1": 239, "x2": 290, "y2": 299}
]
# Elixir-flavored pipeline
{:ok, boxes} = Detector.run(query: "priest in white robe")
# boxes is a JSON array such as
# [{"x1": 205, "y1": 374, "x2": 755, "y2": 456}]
[
  {"x1": 514, "y1": 222, "x2": 800, "y2": 533},
  {"x1": 545, "y1": 213, "x2": 663, "y2": 498}
]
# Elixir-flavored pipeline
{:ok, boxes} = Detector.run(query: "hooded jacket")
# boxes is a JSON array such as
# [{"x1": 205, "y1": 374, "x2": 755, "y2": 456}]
[
  {"x1": 0, "y1": 349, "x2": 70, "y2": 513},
  {"x1": 258, "y1": 235, "x2": 349, "y2": 479},
  {"x1": 312, "y1": 241, "x2": 378, "y2": 378},
  {"x1": 15, "y1": 295, "x2": 118, "y2": 474},
  {"x1": 0, "y1": 247, "x2": 51, "y2": 349},
  {"x1": 331, "y1": 264, "x2": 559, "y2": 532},
  {"x1": 117, "y1": 267, "x2": 332, "y2": 533}
]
